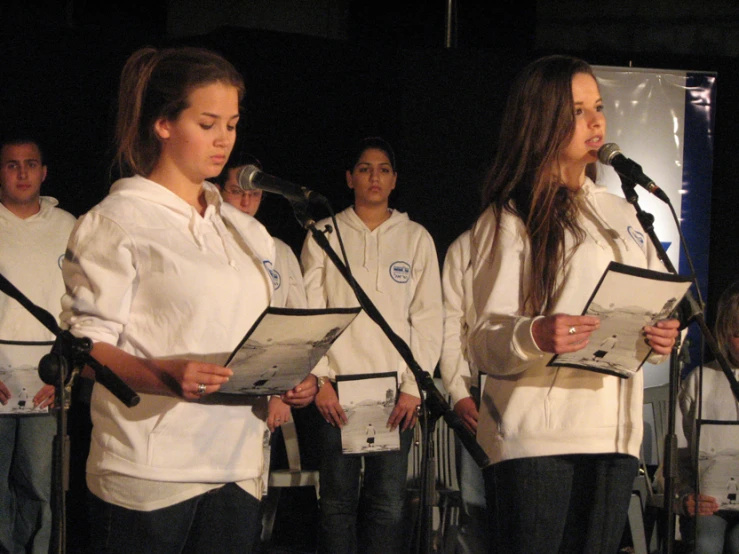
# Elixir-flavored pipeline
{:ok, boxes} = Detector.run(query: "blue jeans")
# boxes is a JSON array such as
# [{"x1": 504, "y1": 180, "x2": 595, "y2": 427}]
[
  {"x1": 317, "y1": 417, "x2": 413, "y2": 554},
  {"x1": 455, "y1": 435, "x2": 491, "y2": 553},
  {"x1": 0, "y1": 415, "x2": 55, "y2": 554},
  {"x1": 484, "y1": 453, "x2": 638, "y2": 554},
  {"x1": 87, "y1": 482, "x2": 261, "y2": 554},
  {"x1": 683, "y1": 513, "x2": 739, "y2": 554}
]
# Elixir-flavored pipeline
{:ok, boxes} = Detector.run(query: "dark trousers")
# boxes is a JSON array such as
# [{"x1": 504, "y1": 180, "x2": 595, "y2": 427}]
[
  {"x1": 484, "y1": 453, "x2": 639, "y2": 554},
  {"x1": 87, "y1": 482, "x2": 261, "y2": 554},
  {"x1": 317, "y1": 417, "x2": 413, "y2": 554}
]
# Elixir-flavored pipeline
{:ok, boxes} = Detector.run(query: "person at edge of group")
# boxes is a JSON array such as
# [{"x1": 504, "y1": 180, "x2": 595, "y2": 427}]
[
  {"x1": 217, "y1": 151, "x2": 308, "y2": 434},
  {"x1": 466, "y1": 55, "x2": 681, "y2": 554},
  {"x1": 59, "y1": 46, "x2": 317, "y2": 554},
  {"x1": 301, "y1": 136, "x2": 443, "y2": 554},
  {"x1": 439, "y1": 228, "x2": 491, "y2": 554},
  {"x1": 0, "y1": 136, "x2": 76, "y2": 554},
  {"x1": 679, "y1": 280, "x2": 739, "y2": 553}
]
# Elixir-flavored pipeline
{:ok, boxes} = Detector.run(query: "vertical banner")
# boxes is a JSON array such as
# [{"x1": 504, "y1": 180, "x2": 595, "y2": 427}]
[{"x1": 594, "y1": 66, "x2": 716, "y2": 388}]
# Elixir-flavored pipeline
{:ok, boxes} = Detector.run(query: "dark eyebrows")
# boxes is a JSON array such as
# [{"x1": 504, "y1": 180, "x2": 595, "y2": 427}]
[
  {"x1": 201, "y1": 112, "x2": 240, "y2": 121},
  {"x1": 573, "y1": 97, "x2": 603, "y2": 105},
  {"x1": 356, "y1": 161, "x2": 393, "y2": 167},
  {"x1": 2, "y1": 157, "x2": 41, "y2": 165}
]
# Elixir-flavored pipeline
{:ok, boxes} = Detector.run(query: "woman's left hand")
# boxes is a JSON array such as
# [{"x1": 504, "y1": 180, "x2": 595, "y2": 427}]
[
  {"x1": 644, "y1": 318, "x2": 681, "y2": 355},
  {"x1": 267, "y1": 396, "x2": 292, "y2": 432},
  {"x1": 386, "y1": 392, "x2": 420, "y2": 432},
  {"x1": 33, "y1": 384, "x2": 55, "y2": 410},
  {"x1": 281, "y1": 374, "x2": 318, "y2": 408}
]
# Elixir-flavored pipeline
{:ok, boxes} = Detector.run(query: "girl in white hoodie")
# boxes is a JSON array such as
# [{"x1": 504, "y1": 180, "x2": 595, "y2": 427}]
[
  {"x1": 468, "y1": 55, "x2": 680, "y2": 553},
  {"x1": 302, "y1": 137, "x2": 442, "y2": 553},
  {"x1": 61, "y1": 46, "x2": 317, "y2": 553}
]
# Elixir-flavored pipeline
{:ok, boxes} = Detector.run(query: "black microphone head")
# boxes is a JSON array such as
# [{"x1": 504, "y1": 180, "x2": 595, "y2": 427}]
[
  {"x1": 598, "y1": 143, "x2": 621, "y2": 165},
  {"x1": 236, "y1": 164, "x2": 261, "y2": 191}
]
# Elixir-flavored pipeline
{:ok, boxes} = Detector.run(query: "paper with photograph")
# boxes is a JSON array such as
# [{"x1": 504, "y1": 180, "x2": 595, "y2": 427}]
[
  {"x1": 337, "y1": 372, "x2": 400, "y2": 455},
  {"x1": 548, "y1": 262, "x2": 691, "y2": 378},
  {"x1": 697, "y1": 422, "x2": 739, "y2": 512},
  {"x1": 0, "y1": 342, "x2": 53, "y2": 415},
  {"x1": 222, "y1": 307, "x2": 360, "y2": 396}
]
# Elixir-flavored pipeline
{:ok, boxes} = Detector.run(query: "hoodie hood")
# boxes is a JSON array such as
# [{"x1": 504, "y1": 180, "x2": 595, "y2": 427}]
[
  {"x1": 578, "y1": 178, "x2": 632, "y2": 256},
  {"x1": 108, "y1": 176, "x2": 250, "y2": 268},
  {"x1": 0, "y1": 195, "x2": 60, "y2": 224},
  {"x1": 337, "y1": 206, "x2": 409, "y2": 292}
]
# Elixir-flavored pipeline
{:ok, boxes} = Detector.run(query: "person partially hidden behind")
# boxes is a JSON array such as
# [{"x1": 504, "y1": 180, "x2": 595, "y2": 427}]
[
  {"x1": 680, "y1": 280, "x2": 739, "y2": 554},
  {"x1": 217, "y1": 152, "x2": 309, "y2": 435},
  {"x1": 301, "y1": 137, "x2": 443, "y2": 554},
  {"x1": 0, "y1": 136, "x2": 76, "y2": 554}
]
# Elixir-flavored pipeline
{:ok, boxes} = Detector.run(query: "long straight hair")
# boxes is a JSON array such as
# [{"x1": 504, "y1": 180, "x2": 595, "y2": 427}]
[
  {"x1": 114, "y1": 46, "x2": 245, "y2": 178},
  {"x1": 481, "y1": 55, "x2": 597, "y2": 314}
]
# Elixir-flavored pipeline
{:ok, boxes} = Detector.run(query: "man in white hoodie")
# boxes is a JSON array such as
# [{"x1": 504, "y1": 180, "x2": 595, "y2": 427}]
[{"x1": 0, "y1": 137, "x2": 76, "y2": 554}]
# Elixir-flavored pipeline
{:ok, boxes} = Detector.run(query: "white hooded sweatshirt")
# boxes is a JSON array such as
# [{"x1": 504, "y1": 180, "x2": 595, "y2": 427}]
[
  {"x1": 0, "y1": 197, "x2": 76, "y2": 368},
  {"x1": 0, "y1": 197, "x2": 76, "y2": 342},
  {"x1": 61, "y1": 176, "x2": 275, "y2": 507},
  {"x1": 301, "y1": 206, "x2": 442, "y2": 396},
  {"x1": 469, "y1": 178, "x2": 665, "y2": 465}
]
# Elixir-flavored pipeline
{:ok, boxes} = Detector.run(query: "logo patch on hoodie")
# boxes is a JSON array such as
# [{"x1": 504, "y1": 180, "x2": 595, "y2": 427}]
[
  {"x1": 389, "y1": 261, "x2": 411, "y2": 283},
  {"x1": 263, "y1": 260, "x2": 282, "y2": 290},
  {"x1": 627, "y1": 226, "x2": 646, "y2": 251}
]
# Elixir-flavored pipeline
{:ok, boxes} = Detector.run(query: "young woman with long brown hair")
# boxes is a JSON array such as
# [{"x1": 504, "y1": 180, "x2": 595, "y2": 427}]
[
  {"x1": 468, "y1": 55, "x2": 680, "y2": 553},
  {"x1": 61, "y1": 46, "x2": 316, "y2": 553}
]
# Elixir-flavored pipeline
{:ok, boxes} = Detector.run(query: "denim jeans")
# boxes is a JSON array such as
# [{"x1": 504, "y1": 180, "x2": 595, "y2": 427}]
[
  {"x1": 682, "y1": 513, "x2": 739, "y2": 554},
  {"x1": 317, "y1": 416, "x2": 413, "y2": 554},
  {"x1": 483, "y1": 453, "x2": 638, "y2": 554},
  {"x1": 87, "y1": 482, "x2": 261, "y2": 554},
  {"x1": 454, "y1": 433, "x2": 490, "y2": 554},
  {"x1": 0, "y1": 415, "x2": 55, "y2": 554}
]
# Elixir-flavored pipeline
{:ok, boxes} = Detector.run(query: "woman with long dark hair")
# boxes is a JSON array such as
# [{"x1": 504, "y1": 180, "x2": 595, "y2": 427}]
[
  {"x1": 301, "y1": 137, "x2": 442, "y2": 553},
  {"x1": 468, "y1": 55, "x2": 680, "y2": 553}
]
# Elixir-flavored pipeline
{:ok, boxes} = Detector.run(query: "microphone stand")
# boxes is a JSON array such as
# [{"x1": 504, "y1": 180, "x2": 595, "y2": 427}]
[
  {"x1": 620, "y1": 181, "x2": 739, "y2": 554},
  {"x1": 0, "y1": 273, "x2": 140, "y2": 554},
  {"x1": 289, "y1": 200, "x2": 490, "y2": 554}
]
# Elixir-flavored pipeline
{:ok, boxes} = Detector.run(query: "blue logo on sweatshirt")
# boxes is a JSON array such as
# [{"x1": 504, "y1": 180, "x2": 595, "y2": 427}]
[
  {"x1": 263, "y1": 261, "x2": 282, "y2": 290},
  {"x1": 389, "y1": 261, "x2": 411, "y2": 283},
  {"x1": 627, "y1": 226, "x2": 645, "y2": 250}
]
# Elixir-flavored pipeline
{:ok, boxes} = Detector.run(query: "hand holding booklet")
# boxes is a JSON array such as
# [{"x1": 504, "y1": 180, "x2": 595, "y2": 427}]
[
  {"x1": 0, "y1": 343, "x2": 53, "y2": 415},
  {"x1": 221, "y1": 306, "x2": 360, "y2": 396},
  {"x1": 548, "y1": 262, "x2": 691, "y2": 378},
  {"x1": 336, "y1": 372, "x2": 401, "y2": 455}
]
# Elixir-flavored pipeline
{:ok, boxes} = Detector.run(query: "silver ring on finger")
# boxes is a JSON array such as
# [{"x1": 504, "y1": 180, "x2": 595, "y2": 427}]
[
  {"x1": 197, "y1": 383, "x2": 207, "y2": 395},
  {"x1": 568, "y1": 326, "x2": 576, "y2": 335}
]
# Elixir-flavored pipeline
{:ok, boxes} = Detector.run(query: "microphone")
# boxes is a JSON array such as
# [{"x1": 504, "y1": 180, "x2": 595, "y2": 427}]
[
  {"x1": 597, "y1": 143, "x2": 670, "y2": 204},
  {"x1": 237, "y1": 165, "x2": 327, "y2": 206}
]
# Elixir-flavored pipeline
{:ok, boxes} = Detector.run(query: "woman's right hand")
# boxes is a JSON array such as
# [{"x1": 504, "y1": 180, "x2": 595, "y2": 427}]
[
  {"x1": 315, "y1": 381, "x2": 348, "y2": 428},
  {"x1": 531, "y1": 314, "x2": 600, "y2": 354},
  {"x1": 683, "y1": 493, "x2": 719, "y2": 516},
  {"x1": 86, "y1": 343, "x2": 232, "y2": 400},
  {"x1": 158, "y1": 359, "x2": 233, "y2": 401}
]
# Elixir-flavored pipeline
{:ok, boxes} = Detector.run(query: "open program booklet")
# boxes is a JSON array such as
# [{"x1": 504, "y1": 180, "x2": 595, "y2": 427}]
[
  {"x1": 221, "y1": 307, "x2": 360, "y2": 396},
  {"x1": 548, "y1": 262, "x2": 691, "y2": 378},
  {"x1": 337, "y1": 372, "x2": 400, "y2": 455},
  {"x1": 697, "y1": 422, "x2": 739, "y2": 512}
]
